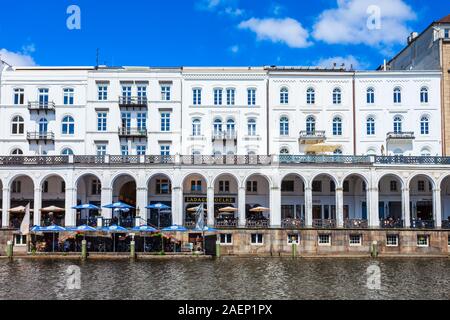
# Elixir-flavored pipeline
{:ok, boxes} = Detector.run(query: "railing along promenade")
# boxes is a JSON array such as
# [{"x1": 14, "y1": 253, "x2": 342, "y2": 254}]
[{"x1": 1, "y1": 155, "x2": 450, "y2": 166}]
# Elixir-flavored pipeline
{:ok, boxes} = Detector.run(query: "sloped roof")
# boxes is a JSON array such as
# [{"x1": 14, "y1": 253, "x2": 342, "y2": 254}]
[{"x1": 438, "y1": 14, "x2": 450, "y2": 23}]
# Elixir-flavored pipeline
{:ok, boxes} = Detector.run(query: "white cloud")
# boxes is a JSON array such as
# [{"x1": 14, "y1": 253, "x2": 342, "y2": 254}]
[
  {"x1": 238, "y1": 18, "x2": 312, "y2": 48},
  {"x1": 312, "y1": 0, "x2": 416, "y2": 47},
  {"x1": 229, "y1": 45, "x2": 240, "y2": 54},
  {"x1": 197, "y1": 0, "x2": 244, "y2": 17},
  {"x1": 314, "y1": 55, "x2": 369, "y2": 70},
  {"x1": 0, "y1": 48, "x2": 36, "y2": 66}
]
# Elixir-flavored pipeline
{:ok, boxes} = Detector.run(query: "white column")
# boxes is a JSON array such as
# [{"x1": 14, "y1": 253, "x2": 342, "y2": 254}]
[
  {"x1": 305, "y1": 187, "x2": 313, "y2": 227},
  {"x1": 238, "y1": 187, "x2": 246, "y2": 227},
  {"x1": 65, "y1": 187, "x2": 77, "y2": 227},
  {"x1": 101, "y1": 187, "x2": 113, "y2": 219},
  {"x1": 136, "y1": 186, "x2": 148, "y2": 224},
  {"x1": 2, "y1": 188, "x2": 10, "y2": 228},
  {"x1": 270, "y1": 187, "x2": 281, "y2": 227},
  {"x1": 402, "y1": 187, "x2": 411, "y2": 228},
  {"x1": 33, "y1": 188, "x2": 42, "y2": 226},
  {"x1": 172, "y1": 187, "x2": 183, "y2": 226},
  {"x1": 368, "y1": 187, "x2": 380, "y2": 228},
  {"x1": 336, "y1": 187, "x2": 344, "y2": 228},
  {"x1": 433, "y1": 188, "x2": 442, "y2": 228},
  {"x1": 207, "y1": 186, "x2": 215, "y2": 226}
]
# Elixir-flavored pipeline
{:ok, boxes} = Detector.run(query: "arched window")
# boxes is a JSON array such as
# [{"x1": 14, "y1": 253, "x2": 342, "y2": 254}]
[
  {"x1": 420, "y1": 116, "x2": 429, "y2": 135},
  {"x1": 393, "y1": 87, "x2": 402, "y2": 104},
  {"x1": 62, "y1": 116, "x2": 75, "y2": 135},
  {"x1": 280, "y1": 87, "x2": 289, "y2": 104},
  {"x1": 421, "y1": 148, "x2": 431, "y2": 156},
  {"x1": 334, "y1": 149, "x2": 343, "y2": 155},
  {"x1": 11, "y1": 148, "x2": 23, "y2": 155},
  {"x1": 393, "y1": 116, "x2": 402, "y2": 133},
  {"x1": 247, "y1": 119, "x2": 256, "y2": 136},
  {"x1": 192, "y1": 119, "x2": 201, "y2": 136},
  {"x1": 366, "y1": 148, "x2": 376, "y2": 156},
  {"x1": 280, "y1": 148, "x2": 290, "y2": 155},
  {"x1": 367, "y1": 88, "x2": 375, "y2": 104},
  {"x1": 366, "y1": 117, "x2": 375, "y2": 135},
  {"x1": 333, "y1": 88, "x2": 342, "y2": 105},
  {"x1": 11, "y1": 116, "x2": 24, "y2": 134},
  {"x1": 306, "y1": 87, "x2": 315, "y2": 104},
  {"x1": 332, "y1": 117, "x2": 342, "y2": 136},
  {"x1": 213, "y1": 119, "x2": 222, "y2": 135},
  {"x1": 61, "y1": 148, "x2": 74, "y2": 155},
  {"x1": 226, "y1": 119, "x2": 235, "y2": 133},
  {"x1": 39, "y1": 118, "x2": 48, "y2": 134},
  {"x1": 280, "y1": 117, "x2": 289, "y2": 136},
  {"x1": 306, "y1": 116, "x2": 316, "y2": 134},
  {"x1": 420, "y1": 87, "x2": 429, "y2": 103}
]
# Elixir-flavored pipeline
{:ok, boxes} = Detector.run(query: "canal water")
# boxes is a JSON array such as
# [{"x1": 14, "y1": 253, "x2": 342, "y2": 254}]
[{"x1": 0, "y1": 258, "x2": 449, "y2": 300}]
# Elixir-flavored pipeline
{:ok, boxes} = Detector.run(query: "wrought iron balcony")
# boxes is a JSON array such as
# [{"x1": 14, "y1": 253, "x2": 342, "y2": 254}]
[
  {"x1": 246, "y1": 219, "x2": 270, "y2": 229},
  {"x1": 410, "y1": 219, "x2": 435, "y2": 229},
  {"x1": 280, "y1": 155, "x2": 371, "y2": 165},
  {"x1": 28, "y1": 101, "x2": 56, "y2": 112},
  {"x1": 299, "y1": 130, "x2": 326, "y2": 144},
  {"x1": 27, "y1": 132, "x2": 55, "y2": 143},
  {"x1": 282, "y1": 218, "x2": 305, "y2": 229},
  {"x1": 442, "y1": 220, "x2": 450, "y2": 229},
  {"x1": 380, "y1": 219, "x2": 404, "y2": 229},
  {"x1": 212, "y1": 131, "x2": 237, "y2": 141},
  {"x1": 215, "y1": 219, "x2": 238, "y2": 228},
  {"x1": 118, "y1": 127, "x2": 148, "y2": 138},
  {"x1": 386, "y1": 132, "x2": 415, "y2": 141},
  {"x1": 344, "y1": 219, "x2": 368, "y2": 229},
  {"x1": 312, "y1": 219, "x2": 336, "y2": 228},
  {"x1": 180, "y1": 155, "x2": 273, "y2": 165},
  {"x1": 118, "y1": 96, "x2": 148, "y2": 109}
]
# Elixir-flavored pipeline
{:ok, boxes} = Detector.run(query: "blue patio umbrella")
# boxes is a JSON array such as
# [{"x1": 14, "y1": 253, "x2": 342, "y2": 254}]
[
  {"x1": 73, "y1": 204, "x2": 100, "y2": 226},
  {"x1": 193, "y1": 226, "x2": 218, "y2": 232},
  {"x1": 102, "y1": 225, "x2": 129, "y2": 252},
  {"x1": 36, "y1": 225, "x2": 67, "y2": 252},
  {"x1": 103, "y1": 202, "x2": 134, "y2": 209},
  {"x1": 132, "y1": 225, "x2": 158, "y2": 253},
  {"x1": 161, "y1": 225, "x2": 188, "y2": 232},
  {"x1": 146, "y1": 203, "x2": 171, "y2": 229},
  {"x1": 68, "y1": 225, "x2": 97, "y2": 232}
]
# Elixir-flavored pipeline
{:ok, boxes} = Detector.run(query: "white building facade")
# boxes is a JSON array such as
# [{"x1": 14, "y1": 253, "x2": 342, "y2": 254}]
[{"x1": 0, "y1": 64, "x2": 449, "y2": 233}]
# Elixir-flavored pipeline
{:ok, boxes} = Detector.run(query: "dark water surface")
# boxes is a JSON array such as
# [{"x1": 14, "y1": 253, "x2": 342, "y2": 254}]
[{"x1": 0, "y1": 258, "x2": 449, "y2": 300}]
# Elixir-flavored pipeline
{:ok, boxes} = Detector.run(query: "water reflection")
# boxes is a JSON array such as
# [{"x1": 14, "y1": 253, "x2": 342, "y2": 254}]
[{"x1": 0, "y1": 258, "x2": 449, "y2": 300}]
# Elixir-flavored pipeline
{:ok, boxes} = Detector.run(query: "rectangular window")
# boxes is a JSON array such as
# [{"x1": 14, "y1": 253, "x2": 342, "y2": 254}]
[
  {"x1": 247, "y1": 88, "x2": 256, "y2": 106},
  {"x1": 14, "y1": 88, "x2": 25, "y2": 105},
  {"x1": 121, "y1": 86, "x2": 132, "y2": 103},
  {"x1": 193, "y1": 89, "x2": 202, "y2": 105},
  {"x1": 12, "y1": 181, "x2": 21, "y2": 193},
  {"x1": 417, "y1": 235, "x2": 429, "y2": 247},
  {"x1": 97, "y1": 112, "x2": 107, "y2": 132},
  {"x1": 96, "y1": 144, "x2": 107, "y2": 156},
  {"x1": 318, "y1": 234, "x2": 331, "y2": 246},
  {"x1": 98, "y1": 85, "x2": 108, "y2": 101},
  {"x1": 281, "y1": 181, "x2": 294, "y2": 192},
  {"x1": 445, "y1": 29, "x2": 450, "y2": 39},
  {"x1": 137, "y1": 112, "x2": 147, "y2": 131},
  {"x1": 156, "y1": 179, "x2": 172, "y2": 194},
  {"x1": 137, "y1": 86, "x2": 147, "y2": 104},
  {"x1": 349, "y1": 235, "x2": 362, "y2": 246},
  {"x1": 191, "y1": 180, "x2": 202, "y2": 192},
  {"x1": 251, "y1": 234, "x2": 263, "y2": 245},
  {"x1": 14, "y1": 234, "x2": 27, "y2": 246},
  {"x1": 226, "y1": 88, "x2": 235, "y2": 105},
  {"x1": 343, "y1": 181, "x2": 350, "y2": 193},
  {"x1": 161, "y1": 113, "x2": 171, "y2": 132},
  {"x1": 390, "y1": 181, "x2": 398, "y2": 192},
  {"x1": 161, "y1": 86, "x2": 171, "y2": 101},
  {"x1": 219, "y1": 181, "x2": 230, "y2": 193},
  {"x1": 160, "y1": 145, "x2": 170, "y2": 156},
  {"x1": 91, "y1": 180, "x2": 101, "y2": 195},
  {"x1": 418, "y1": 180, "x2": 425, "y2": 192},
  {"x1": 386, "y1": 235, "x2": 399, "y2": 247},
  {"x1": 38, "y1": 88, "x2": 49, "y2": 106},
  {"x1": 121, "y1": 145, "x2": 129, "y2": 156},
  {"x1": 246, "y1": 181, "x2": 257, "y2": 193},
  {"x1": 136, "y1": 145, "x2": 147, "y2": 156},
  {"x1": 121, "y1": 112, "x2": 131, "y2": 129},
  {"x1": 287, "y1": 234, "x2": 300, "y2": 245},
  {"x1": 219, "y1": 234, "x2": 233, "y2": 245},
  {"x1": 63, "y1": 88, "x2": 74, "y2": 105},
  {"x1": 214, "y1": 89, "x2": 223, "y2": 105},
  {"x1": 312, "y1": 181, "x2": 322, "y2": 192}
]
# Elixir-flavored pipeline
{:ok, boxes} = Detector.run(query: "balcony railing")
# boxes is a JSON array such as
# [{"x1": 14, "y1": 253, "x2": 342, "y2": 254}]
[
  {"x1": 215, "y1": 219, "x2": 238, "y2": 228},
  {"x1": 280, "y1": 155, "x2": 371, "y2": 165},
  {"x1": 299, "y1": 130, "x2": 326, "y2": 143},
  {"x1": 184, "y1": 220, "x2": 197, "y2": 229},
  {"x1": 27, "y1": 132, "x2": 55, "y2": 142},
  {"x1": 0, "y1": 156, "x2": 69, "y2": 165},
  {"x1": 410, "y1": 219, "x2": 435, "y2": 229},
  {"x1": 118, "y1": 127, "x2": 148, "y2": 138},
  {"x1": 374, "y1": 156, "x2": 450, "y2": 165},
  {"x1": 312, "y1": 219, "x2": 336, "y2": 228},
  {"x1": 118, "y1": 96, "x2": 148, "y2": 108},
  {"x1": 103, "y1": 218, "x2": 134, "y2": 228},
  {"x1": 181, "y1": 155, "x2": 273, "y2": 165},
  {"x1": 212, "y1": 131, "x2": 237, "y2": 141},
  {"x1": 380, "y1": 219, "x2": 404, "y2": 229},
  {"x1": 386, "y1": 132, "x2": 415, "y2": 140},
  {"x1": 145, "y1": 155, "x2": 175, "y2": 164},
  {"x1": 282, "y1": 218, "x2": 305, "y2": 229},
  {"x1": 442, "y1": 220, "x2": 450, "y2": 229},
  {"x1": 28, "y1": 101, "x2": 56, "y2": 111},
  {"x1": 246, "y1": 219, "x2": 270, "y2": 229},
  {"x1": 109, "y1": 155, "x2": 140, "y2": 164},
  {"x1": 344, "y1": 219, "x2": 368, "y2": 229},
  {"x1": 73, "y1": 155, "x2": 105, "y2": 164}
]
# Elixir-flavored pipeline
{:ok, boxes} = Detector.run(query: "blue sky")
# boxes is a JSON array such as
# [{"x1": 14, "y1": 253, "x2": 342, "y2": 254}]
[{"x1": 0, "y1": 0, "x2": 449, "y2": 70}]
